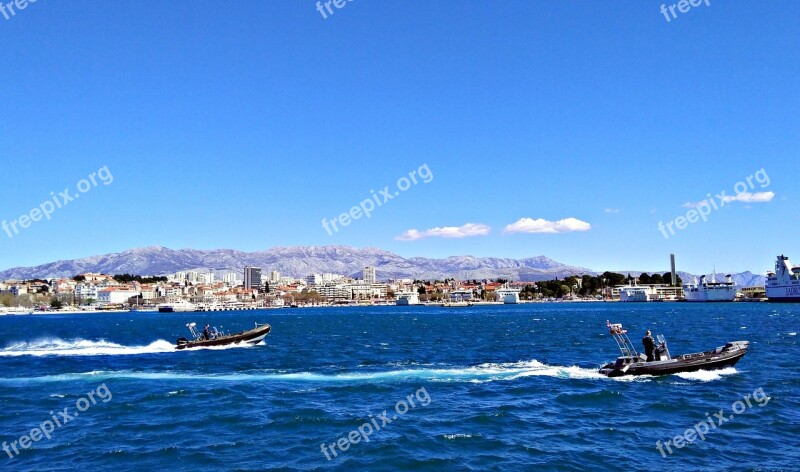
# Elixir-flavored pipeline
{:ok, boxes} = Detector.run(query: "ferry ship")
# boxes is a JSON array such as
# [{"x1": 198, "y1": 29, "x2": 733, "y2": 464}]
[
  {"x1": 619, "y1": 286, "x2": 652, "y2": 302},
  {"x1": 682, "y1": 272, "x2": 736, "y2": 302},
  {"x1": 157, "y1": 300, "x2": 198, "y2": 313},
  {"x1": 766, "y1": 255, "x2": 800, "y2": 302},
  {"x1": 496, "y1": 287, "x2": 521, "y2": 304},
  {"x1": 395, "y1": 291, "x2": 420, "y2": 306}
]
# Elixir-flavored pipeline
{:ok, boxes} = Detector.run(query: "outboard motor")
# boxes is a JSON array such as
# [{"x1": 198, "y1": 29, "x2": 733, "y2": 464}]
[{"x1": 655, "y1": 334, "x2": 671, "y2": 361}]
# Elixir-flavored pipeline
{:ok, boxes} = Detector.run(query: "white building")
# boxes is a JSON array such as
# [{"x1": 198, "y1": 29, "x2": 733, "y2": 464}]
[
  {"x1": 306, "y1": 274, "x2": 323, "y2": 287},
  {"x1": 223, "y1": 273, "x2": 238, "y2": 284},
  {"x1": 97, "y1": 289, "x2": 140, "y2": 305},
  {"x1": 363, "y1": 266, "x2": 376, "y2": 285},
  {"x1": 270, "y1": 270, "x2": 280, "y2": 283},
  {"x1": 140, "y1": 288, "x2": 157, "y2": 300},
  {"x1": 75, "y1": 283, "x2": 98, "y2": 300},
  {"x1": 316, "y1": 284, "x2": 352, "y2": 301},
  {"x1": 11, "y1": 284, "x2": 28, "y2": 296},
  {"x1": 350, "y1": 283, "x2": 387, "y2": 300}
]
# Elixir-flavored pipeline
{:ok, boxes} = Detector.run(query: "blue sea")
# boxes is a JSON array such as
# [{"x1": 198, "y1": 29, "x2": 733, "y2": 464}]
[{"x1": 1, "y1": 303, "x2": 798, "y2": 471}]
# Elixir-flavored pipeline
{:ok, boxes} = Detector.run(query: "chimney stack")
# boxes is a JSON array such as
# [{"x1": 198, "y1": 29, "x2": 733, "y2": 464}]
[{"x1": 670, "y1": 254, "x2": 677, "y2": 286}]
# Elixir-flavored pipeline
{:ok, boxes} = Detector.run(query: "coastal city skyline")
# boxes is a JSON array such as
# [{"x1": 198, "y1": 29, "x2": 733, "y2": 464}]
[{"x1": 1, "y1": 3, "x2": 798, "y2": 275}]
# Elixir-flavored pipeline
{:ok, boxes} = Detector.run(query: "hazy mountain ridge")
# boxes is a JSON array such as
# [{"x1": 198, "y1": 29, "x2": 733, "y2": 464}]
[
  {"x1": 0, "y1": 246, "x2": 767, "y2": 286},
  {"x1": 0, "y1": 246, "x2": 593, "y2": 282}
]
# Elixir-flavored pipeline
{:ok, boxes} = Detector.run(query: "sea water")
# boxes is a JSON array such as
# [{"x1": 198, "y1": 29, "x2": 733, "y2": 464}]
[{"x1": 1, "y1": 303, "x2": 797, "y2": 471}]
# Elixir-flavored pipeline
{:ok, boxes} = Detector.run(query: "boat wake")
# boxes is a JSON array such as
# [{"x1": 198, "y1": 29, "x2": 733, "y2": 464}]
[
  {"x1": 0, "y1": 338, "x2": 257, "y2": 357},
  {"x1": 0, "y1": 360, "x2": 646, "y2": 385},
  {"x1": 673, "y1": 367, "x2": 739, "y2": 382}
]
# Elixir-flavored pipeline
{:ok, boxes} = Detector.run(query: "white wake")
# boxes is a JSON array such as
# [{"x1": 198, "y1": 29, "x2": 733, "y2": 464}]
[{"x1": 0, "y1": 338, "x2": 257, "y2": 357}]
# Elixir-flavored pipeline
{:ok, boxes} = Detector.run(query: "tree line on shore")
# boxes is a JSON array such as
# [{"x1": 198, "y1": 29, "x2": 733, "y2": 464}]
[{"x1": 521, "y1": 272, "x2": 683, "y2": 299}]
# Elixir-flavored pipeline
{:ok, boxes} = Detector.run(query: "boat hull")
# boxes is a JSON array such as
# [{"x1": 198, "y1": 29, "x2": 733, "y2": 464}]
[
  {"x1": 599, "y1": 341, "x2": 748, "y2": 377},
  {"x1": 176, "y1": 324, "x2": 271, "y2": 350},
  {"x1": 766, "y1": 296, "x2": 800, "y2": 303}
]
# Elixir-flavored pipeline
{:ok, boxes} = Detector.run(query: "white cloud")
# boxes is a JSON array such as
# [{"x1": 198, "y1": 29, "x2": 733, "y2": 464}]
[
  {"x1": 604, "y1": 208, "x2": 620, "y2": 214},
  {"x1": 502, "y1": 217, "x2": 591, "y2": 234},
  {"x1": 683, "y1": 191, "x2": 775, "y2": 208},
  {"x1": 724, "y1": 191, "x2": 775, "y2": 203},
  {"x1": 395, "y1": 223, "x2": 491, "y2": 241}
]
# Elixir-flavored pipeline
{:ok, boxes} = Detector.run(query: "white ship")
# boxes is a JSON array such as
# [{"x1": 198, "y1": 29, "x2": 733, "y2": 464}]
[
  {"x1": 766, "y1": 255, "x2": 800, "y2": 302},
  {"x1": 395, "y1": 291, "x2": 420, "y2": 306},
  {"x1": 682, "y1": 272, "x2": 736, "y2": 302},
  {"x1": 619, "y1": 286, "x2": 652, "y2": 302},
  {"x1": 496, "y1": 287, "x2": 521, "y2": 304},
  {"x1": 0, "y1": 306, "x2": 33, "y2": 316},
  {"x1": 157, "y1": 300, "x2": 198, "y2": 312}
]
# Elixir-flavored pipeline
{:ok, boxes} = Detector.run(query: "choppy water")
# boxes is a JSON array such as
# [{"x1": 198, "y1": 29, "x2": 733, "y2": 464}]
[{"x1": 1, "y1": 303, "x2": 797, "y2": 471}]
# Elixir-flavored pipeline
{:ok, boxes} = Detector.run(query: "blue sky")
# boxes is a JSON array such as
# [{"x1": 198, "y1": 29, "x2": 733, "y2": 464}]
[{"x1": 0, "y1": 0, "x2": 798, "y2": 274}]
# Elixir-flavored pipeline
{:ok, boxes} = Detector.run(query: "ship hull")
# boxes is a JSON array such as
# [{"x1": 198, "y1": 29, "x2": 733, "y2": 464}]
[{"x1": 766, "y1": 296, "x2": 800, "y2": 303}]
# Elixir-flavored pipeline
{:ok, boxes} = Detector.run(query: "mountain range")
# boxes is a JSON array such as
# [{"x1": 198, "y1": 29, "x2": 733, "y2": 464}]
[{"x1": 0, "y1": 245, "x2": 767, "y2": 286}]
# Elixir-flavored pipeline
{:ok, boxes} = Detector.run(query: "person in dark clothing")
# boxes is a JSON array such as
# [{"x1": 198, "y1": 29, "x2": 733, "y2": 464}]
[
  {"x1": 203, "y1": 324, "x2": 211, "y2": 340},
  {"x1": 642, "y1": 330, "x2": 656, "y2": 362}
]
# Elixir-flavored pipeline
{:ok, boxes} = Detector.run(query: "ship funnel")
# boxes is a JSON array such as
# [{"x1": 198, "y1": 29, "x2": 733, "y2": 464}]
[
  {"x1": 726, "y1": 274, "x2": 732, "y2": 284},
  {"x1": 700, "y1": 275, "x2": 706, "y2": 285}
]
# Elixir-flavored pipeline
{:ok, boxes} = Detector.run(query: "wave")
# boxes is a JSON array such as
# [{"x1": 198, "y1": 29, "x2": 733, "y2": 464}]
[
  {"x1": 0, "y1": 338, "x2": 256, "y2": 357},
  {"x1": 673, "y1": 367, "x2": 739, "y2": 382}
]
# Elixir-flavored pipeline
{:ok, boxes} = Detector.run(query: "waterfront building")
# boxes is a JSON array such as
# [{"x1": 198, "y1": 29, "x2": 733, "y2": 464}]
[
  {"x1": 316, "y1": 284, "x2": 352, "y2": 301},
  {"x1": 75, "y1": 283, "x2": 98, "y2": 300},
  {"x1": 244, "y1": 266, "x2": 262, "y2": 290},
  {"x1": 364, "y1": 266, "x2": 376, "y2": 285},
  {"x1": 97, "y1": 288, "x2": 140, "y2": 305},
  {"x1": 350, "y1": 283, "x2": 387, "y2": 300}
]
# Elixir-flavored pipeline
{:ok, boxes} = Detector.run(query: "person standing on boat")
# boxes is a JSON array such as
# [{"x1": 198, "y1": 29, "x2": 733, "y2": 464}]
[
  {"x1": 642, "y1": 330, "x2": 656, "y2": 362},
  {"x1": 203, "y1": 324, "x2": 211, "y2": 340}
]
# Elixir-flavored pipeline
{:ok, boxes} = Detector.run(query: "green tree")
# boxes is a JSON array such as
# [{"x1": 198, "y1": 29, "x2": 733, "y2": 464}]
[
  {"x1": 662, "y1": 273, "x2": 683, "y2": 286},
  {"x1": 601, "y1": 271, "x2": 626, "y2": 287},
  {"x1": 650, "y1": 273, "x2": 663, "y2": 284},
  {"x1": 50, "y1": 298, "x2": 63, "y2": 309}
]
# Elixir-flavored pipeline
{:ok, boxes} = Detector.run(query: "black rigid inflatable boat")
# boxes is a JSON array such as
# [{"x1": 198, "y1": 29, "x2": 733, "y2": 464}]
[
  {"x1": 598, "y1": 321, "x2": 748, "y2": 377},
  {"x1": 176, "y1": 322, "x2": 271, "y2": 350}
]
